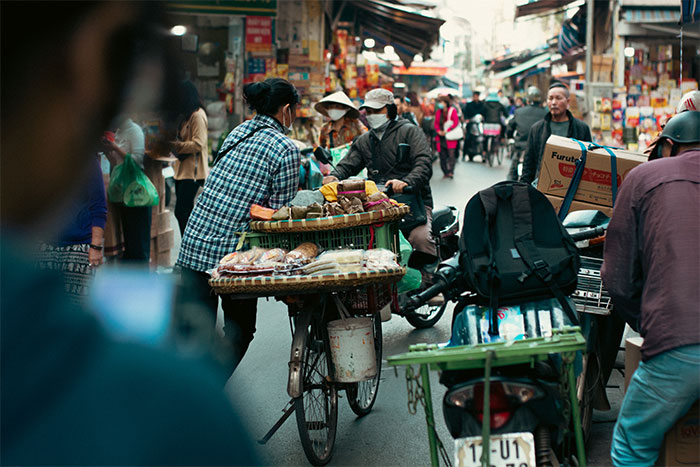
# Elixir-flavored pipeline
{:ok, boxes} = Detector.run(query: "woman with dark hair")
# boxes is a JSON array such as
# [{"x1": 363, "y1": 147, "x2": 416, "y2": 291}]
[
  {"x1": 172, "y1": 80, "x2": 209, "y2": 234},
  {"x1": 434, "y1": 94, "x2": 459, "y2": 178},
  {"x1": 176, "y1": 78, "x2": 300, "y2": 375}
]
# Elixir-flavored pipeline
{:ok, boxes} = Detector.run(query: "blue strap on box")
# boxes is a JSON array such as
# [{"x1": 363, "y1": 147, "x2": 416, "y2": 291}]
[
  {"x1": 587, "y1": 142, "x2": 618, "y2": 206},
  {"x1": 558, "y1": 139, "x2": 587, "y2": 220},
  {"x1": 558, "y1": 139, "x2": 620, "y2": 220}
]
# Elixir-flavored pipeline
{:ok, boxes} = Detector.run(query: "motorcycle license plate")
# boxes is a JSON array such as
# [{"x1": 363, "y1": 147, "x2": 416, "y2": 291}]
[{"x1": 455, "y1": 432, "x2": 536, "y2": 467}]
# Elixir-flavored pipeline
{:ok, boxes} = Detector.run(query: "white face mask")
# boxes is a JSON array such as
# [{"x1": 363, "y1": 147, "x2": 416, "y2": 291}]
[
  {"x1": 327, "y1": 108, "x2": 348, "y2": 121},
  {"x1": 282, "y1": 105, "x2": 294, "y2": 135},
  {"x1": 366, "y1": 113, "x2": 389, "y2": 129}
]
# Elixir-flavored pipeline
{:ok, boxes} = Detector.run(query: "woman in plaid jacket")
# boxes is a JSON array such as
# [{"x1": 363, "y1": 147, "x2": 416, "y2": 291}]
[{"x1": 177, "y1": 78, "x2": 301, "y2": 375}]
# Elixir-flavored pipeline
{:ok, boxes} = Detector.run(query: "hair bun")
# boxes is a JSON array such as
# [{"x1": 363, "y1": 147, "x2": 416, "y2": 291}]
[{"x1": 243, "y1": 81, "x2": 272, "y2": 112}]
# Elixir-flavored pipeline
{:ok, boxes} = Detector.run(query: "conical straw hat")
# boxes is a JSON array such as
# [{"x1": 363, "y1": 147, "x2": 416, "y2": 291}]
[{"x1": 314, "y1": 91, "x2": 360, "y2": 119}]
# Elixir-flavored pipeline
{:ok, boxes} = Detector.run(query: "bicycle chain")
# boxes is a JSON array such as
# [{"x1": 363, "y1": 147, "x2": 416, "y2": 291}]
[{"x1": 405, "y1": 366, "x2": 453, "y2": 467}]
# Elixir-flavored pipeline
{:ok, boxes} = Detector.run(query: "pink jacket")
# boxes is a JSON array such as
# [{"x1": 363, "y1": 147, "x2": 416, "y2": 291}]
[{"x1": 435, "y1": 106, "x2": 460, "y2": 151}]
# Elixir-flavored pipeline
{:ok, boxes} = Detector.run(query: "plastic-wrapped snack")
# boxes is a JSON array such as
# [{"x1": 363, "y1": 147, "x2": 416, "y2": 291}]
[
  {"x1": 219, "y1": 252, "x2": 240, "y2": 265},
  {"x1": 257, "y1": 248, "x2": 287, "y2": 263},
  {"x1": 301, "y1": 258, "x2": 341, "y2": 275},
  {"x1": 364, "y1": 248, "x2": 399, "y2": 269},
  {"x1": 285, "y1": 242, "x2": 319, "y2": 265},
  {"x1": 338, "y1": 179, "x2": 367, "y2": 202},
  {"x1": 319, "y1": 249, "x2": 365, "y2": 264}
]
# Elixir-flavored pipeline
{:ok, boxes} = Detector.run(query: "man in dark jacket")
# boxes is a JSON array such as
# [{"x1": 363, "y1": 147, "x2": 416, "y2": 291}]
[
  {"x1": 324, "y1": 88, "x2": 436, "y2": 261},
  {"x1": 519, "y1": 82, "x2": 592, "y2": 184},
  {"x1": 601, "y1": 111, "x2": 700, "y2": 466},
  {"x1": 506, "y1": 86, "x2": 547, "y2": 180}
]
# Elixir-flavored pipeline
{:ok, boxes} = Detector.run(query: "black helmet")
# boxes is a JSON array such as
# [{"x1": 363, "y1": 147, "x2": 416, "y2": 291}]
[{"x1": 660, "y1": 111, "x2": 700, "y2": 144}]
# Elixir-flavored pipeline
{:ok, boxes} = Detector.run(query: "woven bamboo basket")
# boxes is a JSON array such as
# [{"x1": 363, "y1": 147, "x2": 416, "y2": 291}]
[
  {"x1": 209, "y1": 267, "x2": 406, "y2": 295},
  {"x1": 249, "y1": 205, "x2": 410, "y2": 233}
]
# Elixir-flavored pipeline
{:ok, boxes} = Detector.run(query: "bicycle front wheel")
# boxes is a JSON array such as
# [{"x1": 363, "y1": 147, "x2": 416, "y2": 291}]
[
  {"x1": 346, "y1": 312, "x2": 383, "y2": 416},
  {"x1": 294, "y1": 311, "x2": 338, "y2": 466}
]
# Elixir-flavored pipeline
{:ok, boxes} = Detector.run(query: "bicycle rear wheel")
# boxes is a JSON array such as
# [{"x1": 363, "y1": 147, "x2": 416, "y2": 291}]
[
  {"x1": 294, "y1": 311, "x2": 338, "y2": 466},
  {"x1": 346, "y1": 312, "x2": 383, "y2": 416},
  {"x1": 497, "y1": 143, "x2": 505, "y2": 165}
]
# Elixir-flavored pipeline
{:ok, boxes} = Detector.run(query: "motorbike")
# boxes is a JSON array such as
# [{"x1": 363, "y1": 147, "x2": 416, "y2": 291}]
[
  {"x1": 396, "y1": 222, "x2": 607, "y2": 465},
  {"x1": 463, "y1": 114, "x2": 484, "y2": 162},
  {"x1": 482, "y1": 120, "x2": 503, "y2": 167},
  {"x1": 562, "y1": 209, "x2": 625, "y2": 442}
]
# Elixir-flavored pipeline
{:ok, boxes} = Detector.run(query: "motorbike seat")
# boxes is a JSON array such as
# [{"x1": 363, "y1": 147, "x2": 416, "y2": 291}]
[{"x1": 432, "y1": 205, "x2": 456, "y2": 236}]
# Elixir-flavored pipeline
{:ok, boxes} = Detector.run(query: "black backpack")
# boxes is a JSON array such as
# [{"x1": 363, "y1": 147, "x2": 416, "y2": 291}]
[{"x1": 459, "y1": 181, "x2": 580, "y2": 335}]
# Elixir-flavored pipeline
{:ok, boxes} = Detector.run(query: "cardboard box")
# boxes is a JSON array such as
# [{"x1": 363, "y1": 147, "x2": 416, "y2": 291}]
[
  {"x1": 155, "y1": 229, "x2": 174, "y2": 253},
  {"x1": 151, "y1": 209, "x2": 172, "y2": 237},
  {"x1": 624, "y1": 336, "x2": 644, "y2": 393},
  {"x1": 657, "y1": 401, "x2": 700, "y2": 466},
  {"x1": 537, "y1": 135, "x2": 647, "y2": 207},
  {"x1": 544, "y1": 194, "x2": 614, "y2": 219}
]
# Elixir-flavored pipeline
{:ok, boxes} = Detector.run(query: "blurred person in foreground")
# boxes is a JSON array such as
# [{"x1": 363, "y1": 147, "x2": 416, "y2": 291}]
[
  {"x1": 602, "y1": 111, "x2": 700, "y2": 466},
  {"x1": 506, "y1": 86, "x2": 547, "y2": 181},
  {"x1": 35, "y1": 154, "x2": 107, "y2": 305},
  {"x1": 0, "y1": 2, "x2": 257, "y2": 465},
  {"x1": 519, "y1": 82, "x2": 591, "y2": 184}
]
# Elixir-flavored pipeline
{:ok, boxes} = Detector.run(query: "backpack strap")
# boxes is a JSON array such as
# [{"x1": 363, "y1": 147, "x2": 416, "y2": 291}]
[
  {"x1": 558, "y1": 138, "x2": 588, "y2": 220},
  {"x1": 511, "y1": 185, "x2": 580, "y2": 326},
  {"x1": 212, "y1": 125, "x2": 272, "y2": 167},
  {"x1": 478, "y1": 187, "x2": 501, "y2": 335}
]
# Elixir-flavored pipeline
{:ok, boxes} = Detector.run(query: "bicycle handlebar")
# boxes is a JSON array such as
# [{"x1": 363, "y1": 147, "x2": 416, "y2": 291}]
[{"x1": 569, "y1": 226, "x2": 606, "y2": 242}]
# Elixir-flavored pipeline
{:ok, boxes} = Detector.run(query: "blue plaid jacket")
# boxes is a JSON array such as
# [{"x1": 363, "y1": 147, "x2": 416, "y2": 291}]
[{"x1": 177, "y1": 114, "x2": 300, "y2": 272}]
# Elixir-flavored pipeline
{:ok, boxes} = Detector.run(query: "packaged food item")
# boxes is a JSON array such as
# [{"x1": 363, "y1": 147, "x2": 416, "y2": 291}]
[
  {"x1": 364, "y1": 192, "x2": 393, "y2": 212},
  {"x1": 290, "y1": 190, "x2": 326, "y2": 207},
  {"x1": 322, "y1": 202, "x2": 345, "y2": 217},
  {"x1": 364, "y1": 248, "x2": 399, "y2": 269},
  {"x1": 301, "y1": 259, "x2": 342, "y2": 275},
  {"x1": 291, "y1": 206, "x2": 309, "y2": 219},
  {"x1": 285, "y1": 242, "x2": 319, "y2": 265},
  {"x1": 306, "y1": 202, "x2": 323, "y2": 218},
  {"x1": 250, "y1": 204, "x2": 276, "y2": 221},
  {"x1": 319, "y1": 249, "x2": 365, "y2": 264},
  {"x1": 272, "y1": 206, "x2": 290, "y2": 221},
  {"x1": 338, "y1": 196, "x2": 364, "y2": 214},
  {"x1": 337, "y1": 179, "x2": 367, "y2": 202},
  {"x1": 257, "y1": 248, "x2": 287, "y2": 263}
]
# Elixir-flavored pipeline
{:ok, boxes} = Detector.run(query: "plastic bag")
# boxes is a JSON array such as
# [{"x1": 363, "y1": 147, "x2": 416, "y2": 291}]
[
  {"x1": 397, "y1": 231, "x2": 422, "y2": 293},
  {"x1": 107, "y1": 154, "x2": 159, "y2": 207}
]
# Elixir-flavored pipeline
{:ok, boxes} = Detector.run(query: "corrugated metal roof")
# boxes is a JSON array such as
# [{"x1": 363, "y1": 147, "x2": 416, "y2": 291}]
[
  {"x1": 623, "y1": 7, "x2": 681, "y2": 22},
  {"x1": 493, "y1": 53, "x2": 552, "y2": 79}
]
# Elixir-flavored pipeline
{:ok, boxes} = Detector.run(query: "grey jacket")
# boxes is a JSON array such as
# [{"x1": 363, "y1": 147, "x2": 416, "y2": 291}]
[
  {"x1": 520, "y1": 110, "x2": 592, "y2": 184},
  {"x1": 331, "y1": 118, "x2": 434, "y2": 207},
  {"x1": 507, "y1": 104, "x2": 547, "y2": 150}
]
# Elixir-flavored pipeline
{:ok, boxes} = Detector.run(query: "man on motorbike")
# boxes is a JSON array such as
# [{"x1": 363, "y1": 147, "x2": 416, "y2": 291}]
[
  {"x1": 601, "y1": 111, "x2": 700, "y2": 467},
  {"x1": 461, "y1": 91, "x2": 486, "y2": 161},
  {"x1": 519, "y1": 82, "x2": 591, "y2": 184},
  {"x1": 323, "y1": 88, "x2": 439, "y2": 294},
  {"x1": 506, "y1": 86, "x2": 547, "y2": 180}
]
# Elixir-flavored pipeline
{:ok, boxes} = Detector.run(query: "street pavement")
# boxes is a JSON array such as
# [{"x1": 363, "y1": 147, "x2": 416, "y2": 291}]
[{"x1": 171, "y1": 154, "x2": 623, "y2": 466}]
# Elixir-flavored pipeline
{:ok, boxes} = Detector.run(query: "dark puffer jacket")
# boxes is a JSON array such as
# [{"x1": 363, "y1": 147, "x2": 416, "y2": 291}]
[
  {"x1": 331, "y1": 118, "x2": 434, "y2": 207},
  {"x1": 520, "y1": 110, "x2": 592, "y2": 184}
]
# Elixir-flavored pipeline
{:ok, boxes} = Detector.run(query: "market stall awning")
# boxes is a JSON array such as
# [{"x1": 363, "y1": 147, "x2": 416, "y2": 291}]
[
  {"x1": 392, "y1": 65, "x2": 447, "y2": 76},
  {"x1": 165, "y1": 0, "x2": 277, "y2": 16},
  {"x1": 492, "y1": 53, "x2": 552, "y2": 79},
  {"x1": 344, "y1": 0, "x2": 445, "y2": 67},
  {"x1": 515, "y1": 0, "x2": 582, "y2": 19},
  {"x1": 622, "y1": 7, "x2": 681, "y2": 22},
  {"x1": 618, "y1": 1, "x2": 698, "y2": 38}
]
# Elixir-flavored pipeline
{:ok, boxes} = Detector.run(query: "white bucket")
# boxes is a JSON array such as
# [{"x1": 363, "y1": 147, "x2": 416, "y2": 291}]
[{"x1": 327, "y1": 317, "x2": 377, "y2": 383}]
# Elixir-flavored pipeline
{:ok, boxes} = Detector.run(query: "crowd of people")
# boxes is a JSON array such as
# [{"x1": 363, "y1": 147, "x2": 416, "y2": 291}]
[{"x1": 2, "y1": 2, "x2": 698, "y2": 466}]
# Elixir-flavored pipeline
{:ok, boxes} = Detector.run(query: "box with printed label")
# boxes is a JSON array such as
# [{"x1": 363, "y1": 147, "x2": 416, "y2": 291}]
[
  {"x1": 537, "y1": 135, "x2": 647, "y2": 207},
  {"x1": 544, "y1": 194, "x2": 614, "y2": 219}
]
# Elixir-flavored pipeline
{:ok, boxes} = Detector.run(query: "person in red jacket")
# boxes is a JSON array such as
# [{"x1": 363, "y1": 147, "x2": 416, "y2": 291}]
[{"x1": 434, "y1": 95, "x2": 460, "y2": 178}]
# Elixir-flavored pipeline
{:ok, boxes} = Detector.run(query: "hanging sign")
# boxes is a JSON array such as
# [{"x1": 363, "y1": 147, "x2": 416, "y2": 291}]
[{"x1": 246, "y1": 16, "x2": 273, "y2": 53}]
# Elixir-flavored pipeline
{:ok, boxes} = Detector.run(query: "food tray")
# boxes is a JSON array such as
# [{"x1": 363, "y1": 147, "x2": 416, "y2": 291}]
[
  {"x1": 249, "y1": 205, "x2": 410, "y2": 233},
  {"x1": 210, "y1": 267, "x2": 406, "y2": 295}
]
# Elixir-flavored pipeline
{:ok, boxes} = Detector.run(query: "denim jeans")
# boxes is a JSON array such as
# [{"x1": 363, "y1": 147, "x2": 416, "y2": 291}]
[{"x1": 611, "y1": 344, "x2": 700, "y2": 466}]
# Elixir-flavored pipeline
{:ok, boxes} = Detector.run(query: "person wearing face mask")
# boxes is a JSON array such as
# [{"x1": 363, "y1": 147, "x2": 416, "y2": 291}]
[
  {"x1": 323, "y1": 88, "x2": 438, "y2": 292},
  {"x1": 434, "y1": 94, "x2": 459, "y2": 178},
  {"x1": 315, "y1": 91, "x2": 367, "y2": 149},
  {"x1": 177, "y1": 78, "x2": 301, "y2": 375}
]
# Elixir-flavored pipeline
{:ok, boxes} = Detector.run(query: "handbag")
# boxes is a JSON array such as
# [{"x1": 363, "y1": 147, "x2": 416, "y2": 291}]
[{"x1": 443, "y1": 108, "x2": 464, "y2": 141}]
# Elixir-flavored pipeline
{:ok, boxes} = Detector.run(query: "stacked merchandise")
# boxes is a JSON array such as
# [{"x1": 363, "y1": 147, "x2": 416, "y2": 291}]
[{"x1": 615, "y1": 44, "x2": 698, "y2": 151}]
